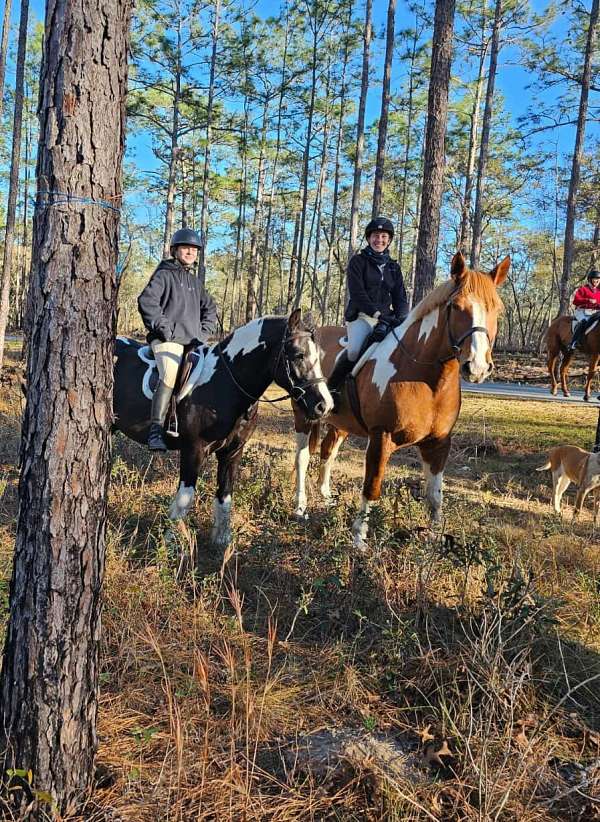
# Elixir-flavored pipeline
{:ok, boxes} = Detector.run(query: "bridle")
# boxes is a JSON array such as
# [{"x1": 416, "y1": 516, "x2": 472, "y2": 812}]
[
  {"x1": 394, "y1": 298, "x2": 491, "y2": 367},
  {"x1": 215, "y1": 323, "x2": 327, "y2": 406}
]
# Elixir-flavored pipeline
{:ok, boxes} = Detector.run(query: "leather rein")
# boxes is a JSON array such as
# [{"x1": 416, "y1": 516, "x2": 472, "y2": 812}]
[
  {"x1": 215, "y1": 325, "x2": 327, "y2": 405},
  {"x1": 393, "y1": 300, "x2": 490, "y2": 367}
]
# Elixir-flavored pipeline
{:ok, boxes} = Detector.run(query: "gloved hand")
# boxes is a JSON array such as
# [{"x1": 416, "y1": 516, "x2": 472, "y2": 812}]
[{"x1": 371, "y1": 320, "x2": 390, "y2": 343}]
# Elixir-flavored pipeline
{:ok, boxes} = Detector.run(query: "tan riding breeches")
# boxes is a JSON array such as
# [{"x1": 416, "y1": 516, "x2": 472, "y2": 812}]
[{"x1": 151, "y1": 340, "x2": 185, "y2": 389}]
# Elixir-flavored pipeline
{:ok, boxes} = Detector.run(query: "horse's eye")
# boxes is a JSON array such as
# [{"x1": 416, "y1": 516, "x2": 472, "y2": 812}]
[{"x1": 293, "y1": 353, "x2": 305, "y2": 362}]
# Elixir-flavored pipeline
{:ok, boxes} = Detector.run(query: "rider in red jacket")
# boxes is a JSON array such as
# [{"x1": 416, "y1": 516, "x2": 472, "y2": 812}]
[{"x1": 568, "y1": 269, "x2": 600, "y2": 351}]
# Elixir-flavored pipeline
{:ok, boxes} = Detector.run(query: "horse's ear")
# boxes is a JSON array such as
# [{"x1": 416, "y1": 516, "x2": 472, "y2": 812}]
[
  {"x1": 489, "y1": 256, "x2": 510, "y2": 286},
  {"x1": 451, "y1": 251, "x2": 467, "y2": 282},
  {"x1": 288, "y1": 307, "x2": 302, "y2": 330}
]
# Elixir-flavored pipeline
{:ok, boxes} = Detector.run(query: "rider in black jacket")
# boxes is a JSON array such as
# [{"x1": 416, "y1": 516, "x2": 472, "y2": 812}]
[
  {"x1": 138, "y1": 228, "x2": 217, "y2": 452},
  {"x1": 328, "y1": 217, "x2": 409, "y2": 402}
]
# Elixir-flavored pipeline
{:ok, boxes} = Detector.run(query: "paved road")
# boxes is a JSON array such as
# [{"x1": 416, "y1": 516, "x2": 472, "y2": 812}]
[{"x1": 461, "y1": 380, "x2": 600, "y2": 407}]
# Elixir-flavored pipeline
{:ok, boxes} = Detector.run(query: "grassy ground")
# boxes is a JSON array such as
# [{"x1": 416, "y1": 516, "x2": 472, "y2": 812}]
[{"x1": 0, "y1": 348, "x2": 599, "y2": 820}]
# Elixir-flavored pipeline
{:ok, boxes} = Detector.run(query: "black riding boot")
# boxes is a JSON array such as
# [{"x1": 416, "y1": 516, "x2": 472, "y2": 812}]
[
  {"x1": 568, "y1": 320, "x2": 586, "y2": 352},
  {"x1": 327, "y1": 353, "x2": 354, "y2": 412},
  {"x1": 148, "y1": 380, "x2": 173, "y2": 452}
]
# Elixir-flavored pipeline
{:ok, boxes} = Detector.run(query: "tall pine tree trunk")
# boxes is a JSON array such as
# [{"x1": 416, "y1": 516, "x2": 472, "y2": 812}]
[
  {"x1": 397, "y1": 17, "x2": 421, "y2": 266},
  {"x1": 324, "y1": 0, "x2": 353, "y2": 323},
  {"x1": 413, "y1": 0, "x2": 455, "y2": 303},
  {"x1": 246, "y1": 99, "x2": 268, "y2": 321},
  {"x1": 348, "y1": 0, "x2": 372, "y2": 259},
  {"x1": 470, "y1": 0, "x2": 502, "y2": 270},
  {"x1": 372, "y1": 0, "x2": 396, "y2": 217},
  {"x1": 162, "y1": 14, "x2": 182, "y2": 257},
  {"x1": 0, "y1": 0, "x2": 130, "y2": 816},
  {"x1": 0, "y1": 0, "x2": 29, "y2": 375},
  {"x1": 198, "y1": 0, "x2": 221, "y2": 286},
  {"x1": 295, "y1": 18, "x2": 319, "y2": 304},
  {"x1": 458, "y1": 11, "x2": 487, "y2": 254},
  {"x1": 0, "y1": 0, "x2": 12, "y2": 124},
  {"x1": 559, "y1": 0, "x2": 599, "y2": 313}
]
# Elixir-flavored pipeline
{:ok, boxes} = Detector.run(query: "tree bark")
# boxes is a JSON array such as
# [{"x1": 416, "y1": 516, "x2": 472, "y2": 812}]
[
  {"x1": 0, "y1": 0, "x2": 29, "y2": 375},
  {"x1": 0, "y1": 0, "x2": 12, "y2": 123},
  {"x1": 0, "y1": 0, "x2": 130, "y2": 817},
  {"x1": 372, "y1": 0, "x2": 396, "y2": 217},
  {"x1": 348, "y1": 0, "x2": 372, "y2": 259},
  {"x1": 162, "y1": 11, "x2": 182, "y2": 257},
  {"x1": 198, "y1": 0, "x2": 221, "y2": 286},
  {"x1": 413, "y1": 0, "x2": 456, "y2": 303},
  {"x1": 559, "y1": 0, "x2": 599, "y2": 313},
  {"x1": 458, "y1": 8, "x2": 488, "y2": 254},
  {"x1": 470, "y1": 0, "x2": 502, "y2": 270}
]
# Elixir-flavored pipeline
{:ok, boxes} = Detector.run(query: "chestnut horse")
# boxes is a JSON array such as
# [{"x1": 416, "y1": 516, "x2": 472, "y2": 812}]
[
  {"x1": 293, "y1": 252, "x2": 509, "y2": 548},
  {"x1": 545, "y1": 315, "x2": 600, "y2": 401}
]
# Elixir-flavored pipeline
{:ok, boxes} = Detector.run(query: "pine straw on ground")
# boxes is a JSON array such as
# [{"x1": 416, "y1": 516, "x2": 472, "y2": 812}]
[{"x1": 1, "y1": 355, "x2": 599, "y2": 820}]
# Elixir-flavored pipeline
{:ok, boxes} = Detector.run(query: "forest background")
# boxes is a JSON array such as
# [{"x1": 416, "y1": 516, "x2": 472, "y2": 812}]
[{"x1": 0, "y1": 0, "x2": 598, "y2": 352}]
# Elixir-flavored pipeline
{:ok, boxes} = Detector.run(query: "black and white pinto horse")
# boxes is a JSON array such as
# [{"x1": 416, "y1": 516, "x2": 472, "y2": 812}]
[{"x1": 113, "y1": 310, "x2": 333, "y2": 547}]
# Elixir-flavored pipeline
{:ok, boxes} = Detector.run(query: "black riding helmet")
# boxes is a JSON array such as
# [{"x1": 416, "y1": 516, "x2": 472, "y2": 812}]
[
  {"x1": 365, "y1": 216, "x2": 395, "y2": 240},
  {"x1": 587, "y1": 269, "x2": 600, "y2": 282},
  {"x1": 170, "y1": 228, "x2": 202, "y2": 251}
]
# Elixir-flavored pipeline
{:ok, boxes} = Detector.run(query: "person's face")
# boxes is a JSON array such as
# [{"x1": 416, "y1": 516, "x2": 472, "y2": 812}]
[
  {"x1": 368, "y1": 230, "x2": 391, "y2": 253},
  {"x1": 591, "y1": 276, "x2": 600, "y2": 289},
  {"x1": 175, "y1": 245, "x2": 198, "y2": 266}
]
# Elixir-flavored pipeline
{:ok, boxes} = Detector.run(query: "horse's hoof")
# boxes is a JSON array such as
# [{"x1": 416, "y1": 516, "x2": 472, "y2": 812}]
[
  {"x1": 353, "y1": 535, "x2": 368, "y2": 553},
  {"x1": 293, "y1": 509, "x2": 309, "y2": 522},
  {"x1": 584, "y1": 395, "x2": 590, "y2": 402},
  {"x1": 551, "y1": 388, "x2": 557, "y2": 396}
]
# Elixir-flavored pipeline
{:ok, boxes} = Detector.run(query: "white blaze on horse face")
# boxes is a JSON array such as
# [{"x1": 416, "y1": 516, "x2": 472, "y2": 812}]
[
  {"x1": 307, "y1": 338, "x2": 334, "y2": 413},
  {"x1": 422, "y1": 463, "x2": 443, "y2": 523},
  {"x1": 224, "y1": 318, "x2": 266, "y2": 360},
  {"x1": 418, "y1": 308, "x2": 439, "y2": 343},
  {"x1": 169, "y1": 482, "x2": 195, "y2": 520},
  {"x1": 294, "y1": 431, "x2": 311, "y2": 516},
  {"x1": 211, "y1": 495, "x2": 232, "y2": 547},
  {"x1": 465, "y1": 299, "x2": 491, "y2": 382}
]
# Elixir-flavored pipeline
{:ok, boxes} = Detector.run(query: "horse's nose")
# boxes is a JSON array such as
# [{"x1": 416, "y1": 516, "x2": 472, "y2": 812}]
[
  {"x1": 487, "y1": 360, "x2": 494, "y2": 376},
  {"x1": 461, "y1": 361, "x2": 472, "y2": 379},
  {"x1": 314, "y1": 399, "x2": 327, "y2": 418}
]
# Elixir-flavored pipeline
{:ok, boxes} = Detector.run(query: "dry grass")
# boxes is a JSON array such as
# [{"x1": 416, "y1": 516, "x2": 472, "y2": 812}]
[{"x1": 1, "y1": 355, "x2": 600, "y2": 820}]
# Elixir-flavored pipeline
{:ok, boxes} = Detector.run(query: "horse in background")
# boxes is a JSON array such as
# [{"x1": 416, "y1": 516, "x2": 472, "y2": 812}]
[
  {"x1": 545, "y1": 315, "x2": 600, "y2": 401},
  {"x1": 114, "y1": 309, "x2": 333, "y2": 549},
  {"x1": 292, "y1": 252, "x2": 509, "y2": 548}
]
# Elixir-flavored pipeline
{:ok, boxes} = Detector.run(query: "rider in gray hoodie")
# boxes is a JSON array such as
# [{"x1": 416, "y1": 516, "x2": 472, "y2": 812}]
[{"x1": 138, "y1": 228, "x2": 217, "y2": 452}]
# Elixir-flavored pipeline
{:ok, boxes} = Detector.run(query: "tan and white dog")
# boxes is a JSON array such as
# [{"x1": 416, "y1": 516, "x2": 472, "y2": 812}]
[{"x1": 536, "y1": 445, "x2": 600, "y2": 524}]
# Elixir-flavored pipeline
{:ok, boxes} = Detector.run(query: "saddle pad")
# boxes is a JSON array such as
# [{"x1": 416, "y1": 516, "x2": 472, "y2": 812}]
[{"x1": 137, "y1": 345, "x2": 208, "y2": 402}]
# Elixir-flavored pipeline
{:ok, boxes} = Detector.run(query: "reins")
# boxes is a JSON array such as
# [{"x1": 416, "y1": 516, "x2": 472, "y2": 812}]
[
  {"x1": 392, "y1": 299, "x2": 490, "y2": 366},
  {"x1": 215, "y1": 324, "x2": 326, "y2": 405}
]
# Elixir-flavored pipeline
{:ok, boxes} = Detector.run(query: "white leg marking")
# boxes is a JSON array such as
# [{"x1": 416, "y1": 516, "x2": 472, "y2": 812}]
[
  {"x1": 294, "y1": 432, "x2": 311, "y2": 517},
  {"x1": 352, "y1": 495, "x2": 372, "y2": 550},
  {"x1": 211, "y1": 494, "x2": 232, "y2": 547},
  {"x1": 423, "y1": 463, "x2": 443, "y2": 523},
  {"x1": 169, "y1": 482, "x2": 196, "y2": 521},
  {"x1": 552, "y1": 468, "x2": 569, "y2": 513},
  {"x1": 318, "y1": 437, "x2": 343, "y2": 502}
]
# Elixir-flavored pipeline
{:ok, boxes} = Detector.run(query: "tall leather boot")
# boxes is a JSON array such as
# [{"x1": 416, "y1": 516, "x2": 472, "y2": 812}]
[
  {"x1": 148, "y1": 380, "x2": 173, "y2": 452},
  {"x1": 568, "y1": 320, "x2": 586, "y2": 353},
  {"x1": 327, "y1": 353, "x2": 354, "y2": 412}
]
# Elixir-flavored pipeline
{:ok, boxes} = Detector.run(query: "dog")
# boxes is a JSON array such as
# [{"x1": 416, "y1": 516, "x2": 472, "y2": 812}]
[{"x1": 536, "y1": 445, "x2": 600, "y2": 524}]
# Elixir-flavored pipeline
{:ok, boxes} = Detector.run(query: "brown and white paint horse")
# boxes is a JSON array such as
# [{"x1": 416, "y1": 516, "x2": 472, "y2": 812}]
[{"x1": 293, "y1": 252, "x2": 509, "y2": 548}]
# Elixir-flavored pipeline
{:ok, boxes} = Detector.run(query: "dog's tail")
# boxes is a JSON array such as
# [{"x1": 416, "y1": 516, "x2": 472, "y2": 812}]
[{"x1": 535, "y1": 460, "x2": 552, "y2": 472}]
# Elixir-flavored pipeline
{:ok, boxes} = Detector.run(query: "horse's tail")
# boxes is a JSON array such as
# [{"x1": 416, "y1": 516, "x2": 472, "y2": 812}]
[
  {"x1": 309, "y1": 422, "x2": 321, "y2": 455},
  {"x1": 535, "y1": 460, "x2": 551, "y2": 472}
]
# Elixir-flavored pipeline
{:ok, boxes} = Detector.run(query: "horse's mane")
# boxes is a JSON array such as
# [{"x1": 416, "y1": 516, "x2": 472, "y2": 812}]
[{"x1": 409, "y1": 269, "x2": 503, "y2": 325}]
